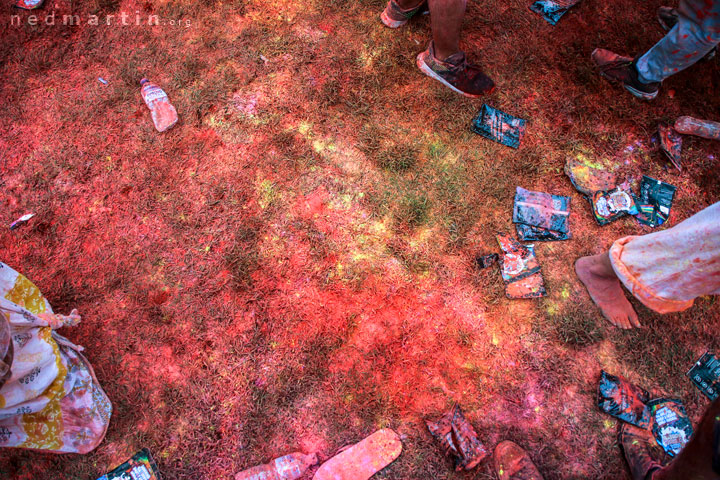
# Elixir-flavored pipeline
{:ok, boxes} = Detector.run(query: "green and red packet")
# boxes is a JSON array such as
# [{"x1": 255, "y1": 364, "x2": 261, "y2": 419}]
[{"x1": 97, "y1": 449, "x2": 162, "y2": 480}]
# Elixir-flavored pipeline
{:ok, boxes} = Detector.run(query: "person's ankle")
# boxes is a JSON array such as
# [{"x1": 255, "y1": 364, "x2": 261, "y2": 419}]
[
  {"x1": 394, "y1": 0, "x2": 424, "y2": 12},
  {"x1": 433, "y1": 46, "x2": 460, "y2": 63}
]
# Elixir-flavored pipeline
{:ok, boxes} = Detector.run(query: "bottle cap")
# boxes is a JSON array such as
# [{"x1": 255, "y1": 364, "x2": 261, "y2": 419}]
[{"x1": 140, "y1": 78, "x2": 149, "y2": 85}]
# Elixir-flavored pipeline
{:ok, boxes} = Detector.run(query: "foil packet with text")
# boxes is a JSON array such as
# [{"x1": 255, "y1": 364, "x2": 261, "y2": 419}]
[
  {"x1": 597, "y1": 370, "x2": 651, "y2": 428},
  {"x1": 591, "y1": 187, "x2": 639, "y2": 225},
  {"x1": 687, "y1": 351, "x2": 720, "y2": 401},
  {"x1": 648, "y1": 398, "x2": 694, "y2": 457}
]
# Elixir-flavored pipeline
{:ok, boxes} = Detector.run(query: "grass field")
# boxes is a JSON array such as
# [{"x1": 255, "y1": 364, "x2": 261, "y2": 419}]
[{"x1": 1, "y1": 0, "x2": 719, "y2": 478}]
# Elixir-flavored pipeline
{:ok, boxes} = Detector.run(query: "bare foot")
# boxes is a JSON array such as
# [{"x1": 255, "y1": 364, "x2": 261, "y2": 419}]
[{"x1": 575, "y1": 254, "x2": 641, "y2": 329}]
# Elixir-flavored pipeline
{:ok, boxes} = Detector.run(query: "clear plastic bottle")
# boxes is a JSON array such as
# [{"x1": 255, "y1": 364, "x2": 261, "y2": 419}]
[
  {"x1": 140, "y1": 78, "x2": 178, "y2": 132},
  {"x1": 674, "y1": 116, "x2": 720, "y2": 141},
  {"x1": 234, "y1": 452, "x2": 318, "y2": 480}
]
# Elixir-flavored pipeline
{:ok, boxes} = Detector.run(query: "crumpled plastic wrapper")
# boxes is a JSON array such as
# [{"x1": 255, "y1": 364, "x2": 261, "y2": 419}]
[
  {"x1": 496, "y1": 234, "x2": 546, "y2": 299},
  {"x1": 426, "y1": 404, "x2": 489, "y2": 471},
  {"x1": 530, "y1": 0, "x2": 581, "y2": 25},
  {"x1": 648, "y1": 398, "x2": 694, "y2": 457},
  {"x1": 597, "y1": 370, "x2": 651, "y2": 428},
  {"x1": 513, "y1": 187, "x2": 571, "y2": 241},
  {"x1": 471, "y1": 104, "x2": 526, "y2": 149}
]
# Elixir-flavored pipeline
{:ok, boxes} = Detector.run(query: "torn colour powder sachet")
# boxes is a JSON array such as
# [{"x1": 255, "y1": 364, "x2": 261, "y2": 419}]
[
  {"x1": 687, "y1": 351, "x2": 720, "y2": 401},
  {"x1": 471, "y1": 104, "x2": 526, "y2": 149}
]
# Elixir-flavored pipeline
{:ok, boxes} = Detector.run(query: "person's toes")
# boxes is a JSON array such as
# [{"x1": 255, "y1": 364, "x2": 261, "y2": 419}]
[{"x1": 628, "y1": 309, "x2": 641, "y2": 328}]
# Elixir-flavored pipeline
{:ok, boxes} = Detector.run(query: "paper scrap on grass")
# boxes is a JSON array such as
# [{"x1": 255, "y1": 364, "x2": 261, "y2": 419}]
[
  {"x1": 496, "y1": 233, "x2": 546, "y2": 299},
  {"x1": 513, "y1": 187, "x2": 571, "y2": 241},
  {"x1": 530, "y1": 0, "x2": 581, "y2": 25},
  {"x1": 471, "y1": 104, "x2": 526, "y2": 149}
]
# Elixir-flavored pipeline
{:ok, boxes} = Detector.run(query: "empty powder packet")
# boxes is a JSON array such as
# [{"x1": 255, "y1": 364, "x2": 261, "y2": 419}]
[
  {"x1": 426, "y1": 404, "x2": 489, "y2": 471},
  {"x1": 513, "y1": 186, "x2": 571, "y2": 240},
  {"x1": 471, "y1": 104, "x2": 526, "y2": 149},
  {"x1": 530, "y1": 0, "x2": 581, "y2": 25},
  {"x1": 634, "y1": 176, "x2": 676, "y2": 228},
  {"x1": 597, "y1": 370, "x2": 651, "y2": 428},
  {"x1": 648, "y1": 398, "x2": 694, "y2": 457},
  {"x1": 591, "y1": 187, "x2": 639, "y2": 225},
  {"x1": 686, "y1": 351, "x2": 720, "y2": 401},
  {"x1": 496, "y1": 234, "x2": 546, "y2": 299}
]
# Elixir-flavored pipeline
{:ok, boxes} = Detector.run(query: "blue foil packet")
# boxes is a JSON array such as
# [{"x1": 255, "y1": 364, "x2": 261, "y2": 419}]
[
  {"x1": 472, "y1": 104, "x2": 526, "y2": 149},
  {"x1": 530, "y1": 0, "x2": 581, "y2": 25},
  {"x1": 513, "y1": 187, "x2": 571, "y2": 241}
]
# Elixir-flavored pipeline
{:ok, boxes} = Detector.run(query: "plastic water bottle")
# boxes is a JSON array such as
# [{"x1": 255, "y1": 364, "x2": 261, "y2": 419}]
[
  {"x1": 140, "y1": 78, "x2": 178, "y2": 132},
  {"x1": 674, "y1": 116, "x2": 720, "y2": 141},
  {"x1": 234, "y1": 452, "x2": 318, "y2": 480}
]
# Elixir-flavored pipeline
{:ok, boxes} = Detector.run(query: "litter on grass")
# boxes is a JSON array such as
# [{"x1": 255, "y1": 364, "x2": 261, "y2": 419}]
[
  {"x1": 634, "y1": 176, "x2": 676, "y2": 228},
  {"x1": 98, "y1": 77, "x2": 109, "y2": 85},
  {"x1": 591, "y1": 187, "x2": 639, "y2": 225},
  {"x1": 658, "y1": 124, "x2": 682, "y2": 171},
  {"x1": 97, "y1": 448, "x2": 162, "y2": 480},
  {"x1": 648, "y1": 398, "x2": 694, "y2": 457},
  {"x1": 426, "y1": 405, "x2": 489, "y2": 471},
  {"x1": 496, "y1": 234, "x2": 546, "y2": 299},
  {"x1": 471, "y1": 104, "x2": 526, "y2": 149},
  {"x1": 140, "y1": 78, "x2": 178, "y2": 133},
  {"x1": 529, "y1": 0, "x2": 581, "y2": 25},
  {"x1": 9, "y1": 213, "x2": 34, "y2": 230},
  {"x1": 236, "y1": 452, "x2": 317, "y2": 480},
  {"x1": 476, "y1": 253, "x2": 499, "y2": 269},
  {"x1": 597, "y1": 371, "x2": 651, "y2": 428},
  {"x1": 564, "y1": 158, "x2": 617, "y2": 196},
  {"x1": 313, "y1": 429, "x2": 401, "y2": 480},
  {"x1": 513, "y1": 187, "x2": 571, "y2": 241},
  {"x1": 15, "y1": 0, "x2": 43, "y2": 9},
  {"x1": 675, "y1": 116, "x2": 720, "y2": 141},
  {"x1": 686, "y1": 351, "x2": 720, "y2": 401}
]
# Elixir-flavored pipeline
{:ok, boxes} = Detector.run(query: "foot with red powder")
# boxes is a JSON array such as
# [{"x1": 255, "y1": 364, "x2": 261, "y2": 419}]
[{"x1": 575, "y1": 253, "x2": 641, "y2": 329}]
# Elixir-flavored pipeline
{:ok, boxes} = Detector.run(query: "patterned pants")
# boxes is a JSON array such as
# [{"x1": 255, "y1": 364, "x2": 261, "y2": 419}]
[{"x1": 637, "y1": 0, "x2": 720, "y2": 83}]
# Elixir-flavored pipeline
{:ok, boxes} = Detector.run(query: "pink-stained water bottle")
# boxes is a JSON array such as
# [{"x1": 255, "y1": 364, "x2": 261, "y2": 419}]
[
  {"x1": 674, "y1": 116, "x2": 720, "y2": 141},
  {"x1": 140, "y1": 78, "x2": 178, "y2": 132},
  {"x1": 234, "y1": 452, "x2": 318, "y2": 480}
]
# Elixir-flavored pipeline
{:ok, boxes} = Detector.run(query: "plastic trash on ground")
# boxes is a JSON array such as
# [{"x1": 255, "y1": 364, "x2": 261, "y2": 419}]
[
  {"x1": 591, "y1": 187, "x2": 639, "y2": 225},
  {"x1": 140, "y1": 78, "x2": 178, "y2": 133},
  {"x1": 647, "y1": 398, "x2": 694, "y2": 457},
  {"x1": 658, "y1": 124, "x2": 682, "y2": 171},
  {"x1": 686, "y1": 351, "x2": 720, "y2": 401},
  {"x1": 674, "y1": 116, "x2": 720, "y2": 141},
  {"x1": 634, "y1": 176, "x2": 676, "y2": 228},
  {"x1": 236, "y1": 452, "x2": 317, "y2": 480},
  {"x1": 471, "y1": 104, "x2": 526, "y2": 149},
  {"x1": 564, "y1": 158, "x2": 617, "y2": 196},
  {"x1": 15, "y1": 0, "x2": 43, "y2": 9},
  {"x1": 9, "y1": 213, "x2": 34, "y2": 230},
  {"x1": 597, "y1": 370, "x2": 651, "y2": 428},
  {"x1": 476, "y1": 253, "x2": 499, "y2": 269},
  {"x1": 313, "y1": 429, "x2": 401, "y2": 480},
  {"x1": 513, "y1": 187, "x2": 571, "y2": 241},
  {"x1": 426, "y1": 405, "x2": 489, "y2": 471},
  {"x1": 97, "y1": 448, "x2": 162, "y2": 480},
  {"x1": 530, "y1": 0, "x2": 581, "y2": 25},
  {"x1": 496, "y1": 234, "x2": 546, "y2": 299}
]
